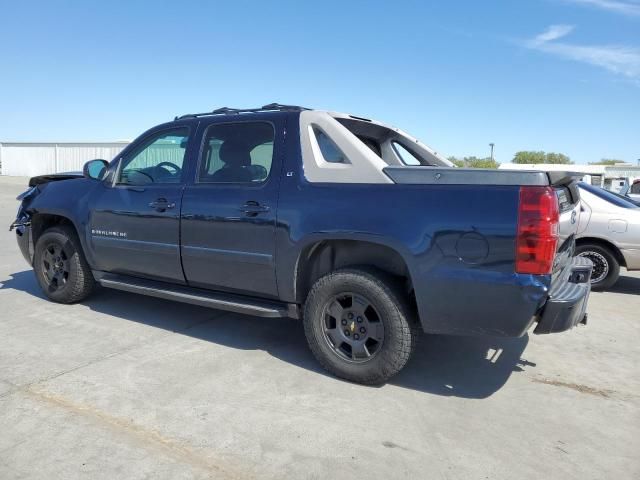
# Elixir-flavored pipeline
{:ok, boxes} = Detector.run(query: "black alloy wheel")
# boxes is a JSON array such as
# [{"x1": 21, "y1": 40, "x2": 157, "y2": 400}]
[
  {"x1": 321, "y1": 292, "x2": 385, "y2": 363},
  {"x1": 40, "y1": 242, "x2": 70, "y2": 292}
]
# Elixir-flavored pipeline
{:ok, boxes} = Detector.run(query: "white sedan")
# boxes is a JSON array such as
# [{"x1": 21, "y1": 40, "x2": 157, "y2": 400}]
[{"x1": 576, "y1": 182, "x2": 640, "y2": 289}]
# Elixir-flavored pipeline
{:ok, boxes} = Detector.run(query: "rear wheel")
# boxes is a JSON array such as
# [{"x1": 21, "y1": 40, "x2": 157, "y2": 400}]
[
  {"x1": 303, "y1": 268, "x2": 419, "y2": 385},
  {"x1": 576, "y1": 243, "x2": 619, "y2": 291},
  {"x1": 34, "y1": 225, "x2": 95, "y2": 303}
]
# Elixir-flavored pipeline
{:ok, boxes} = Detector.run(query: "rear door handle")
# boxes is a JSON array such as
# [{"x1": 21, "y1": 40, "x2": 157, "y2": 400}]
[
  {"x1": 149, "y1": 198, "x2": 176, "y2": 212},
  {"x1": 240, "y1": 201, "x2": 270, "y2": 216}
]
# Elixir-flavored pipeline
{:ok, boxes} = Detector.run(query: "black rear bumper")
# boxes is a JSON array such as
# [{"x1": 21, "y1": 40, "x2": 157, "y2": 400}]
[{"x1": 534, "y1": 256, "x2": 592, "y2": 334}]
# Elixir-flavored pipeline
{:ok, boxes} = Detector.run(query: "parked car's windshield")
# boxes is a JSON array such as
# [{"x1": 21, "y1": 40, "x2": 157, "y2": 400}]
[{"x1": 579, "y1": 182, "x2": 639, "y2": 209}]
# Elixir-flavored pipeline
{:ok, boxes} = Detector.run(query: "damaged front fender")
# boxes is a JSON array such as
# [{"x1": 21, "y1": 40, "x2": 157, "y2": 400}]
[
  {"x1": 9, "y1": 218, "x2": 31, "y2": 232},
  {"x1": 10, "y1": 204, "x2": 34, "y2": 264},
  {"x1": 16, "y1": 186, "x2": 38, "y2": 202},
  {"x1": 10, "y1": 185, "x2": 37, "y2": 231},
  {"x1": 13, "y1": 220, "x2": 34, "y2": 265}
]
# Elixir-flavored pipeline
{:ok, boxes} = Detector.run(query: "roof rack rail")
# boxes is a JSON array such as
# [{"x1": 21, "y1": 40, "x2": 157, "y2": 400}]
[{"x1": 174, "y1": 103, "x2": 309, "y2": 121}]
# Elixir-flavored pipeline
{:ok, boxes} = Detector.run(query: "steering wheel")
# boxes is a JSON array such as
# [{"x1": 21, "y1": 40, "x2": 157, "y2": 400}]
[
  {"x1": 156, "y1": 161, "x2": 182, "y2": 175},
  {"x1": 128, "y1": 169, "x2": 154, "y2": 183}
]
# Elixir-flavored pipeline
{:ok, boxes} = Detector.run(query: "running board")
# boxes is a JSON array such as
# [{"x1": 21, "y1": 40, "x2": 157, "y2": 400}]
[{"x1": 95, "y1": 272, "x2": 298, "y2": 319}]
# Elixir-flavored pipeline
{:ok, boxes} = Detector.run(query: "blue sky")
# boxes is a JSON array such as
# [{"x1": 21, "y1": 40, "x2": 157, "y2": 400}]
[{"x1": 0, "y1": 0, "x2": 638, "y2": 164}]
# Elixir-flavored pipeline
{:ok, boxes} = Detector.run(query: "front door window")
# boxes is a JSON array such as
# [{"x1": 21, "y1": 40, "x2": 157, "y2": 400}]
[{"x1": 118, "y1": 128, "x2": 189, "y2": 185}]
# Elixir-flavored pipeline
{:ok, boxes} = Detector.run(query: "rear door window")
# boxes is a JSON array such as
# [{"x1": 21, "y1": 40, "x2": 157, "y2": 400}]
[{"x1": 198, "y1": 122, "x2": 274, "y2": 183}]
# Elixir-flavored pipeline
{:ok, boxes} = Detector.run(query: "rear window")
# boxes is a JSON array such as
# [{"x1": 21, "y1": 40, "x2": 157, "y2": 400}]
[
  {"x1": 579, "y1": 182, "x2": 639, "y2": 209},
  {"x1": 392, "y1": 142, "x2": 421, "y2": 166},
  {"x1": 313, "y1": 128, "x2": 347, "y2": 163}
]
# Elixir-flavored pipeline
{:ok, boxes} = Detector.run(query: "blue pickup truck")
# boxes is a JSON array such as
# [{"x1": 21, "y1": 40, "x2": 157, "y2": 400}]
[{"x1": 11, "y1": 104, "x2": 592, "y2": 384}]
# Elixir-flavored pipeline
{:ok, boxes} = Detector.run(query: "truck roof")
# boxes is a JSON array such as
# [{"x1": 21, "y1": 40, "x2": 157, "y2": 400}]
[
  {"x1": 174, "y1": 103, "x2": 309, "y2": 121},
  {"x1": 173, "y1": 103, "x2": 401, "y2": 135}
]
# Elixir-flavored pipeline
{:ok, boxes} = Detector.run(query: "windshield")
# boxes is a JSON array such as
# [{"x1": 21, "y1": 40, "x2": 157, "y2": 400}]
[{"x1": 579, "y1": 182, "x2": 639, "y2": 209}]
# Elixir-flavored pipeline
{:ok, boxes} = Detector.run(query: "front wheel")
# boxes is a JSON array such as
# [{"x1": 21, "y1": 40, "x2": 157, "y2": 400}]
[
  {"x1": 33, "y1": 225, "x2": 95, "y2": 303},
  {"x1": 303, "y1": 268, "x2": 419, "y2": 385},
  {"x1": 575, "y1": 243, "x2": 620, "y2": 291}
]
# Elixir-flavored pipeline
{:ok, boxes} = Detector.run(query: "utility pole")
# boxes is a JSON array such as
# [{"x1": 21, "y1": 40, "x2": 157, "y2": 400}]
[{"x1": 489, "y1": 143, "x2": 495, "y2": 162}]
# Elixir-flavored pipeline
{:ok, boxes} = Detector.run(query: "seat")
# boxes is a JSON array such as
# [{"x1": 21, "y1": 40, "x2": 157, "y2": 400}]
[
  {"x1": 246, "y1": 164, "x2": 268, "y2": 182},
  {"x1": 210, "y1": 141, "x2": 254, "y2": 183}
]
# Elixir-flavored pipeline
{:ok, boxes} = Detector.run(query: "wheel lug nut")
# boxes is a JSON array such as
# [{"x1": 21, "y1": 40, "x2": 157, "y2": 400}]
[
  {"x1": 357, "y1": 317, "x2": 363, "y2": 323},
  {"x1": 341, "y1": 319, "x2": 347, "y2": 325},
  {"x1": 348, "y1": 313, "x2": 354, "y2": 320},
  {"x1": 344, "y1": 330, "x2": 350, "y2": 336},
  {"x1": 360, "y1": 327, "x2": 366, "y2": 334},
  {"x1": 353, "y1": 334, "x2": 360, "y2": 340}
]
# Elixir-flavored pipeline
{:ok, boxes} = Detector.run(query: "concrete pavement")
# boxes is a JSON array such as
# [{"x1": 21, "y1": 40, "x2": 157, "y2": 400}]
[{"x1": 0, "y1": 176, "x2": 638, "y2": 479}]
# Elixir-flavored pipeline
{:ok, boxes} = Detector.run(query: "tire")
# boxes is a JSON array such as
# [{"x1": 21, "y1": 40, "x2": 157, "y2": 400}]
[
  {"x1": 33, "y1": 225, "x2": 95, "y2": 303},
  {"x1": 575, "y1": 243, "x2": 620, "y2": 291},
  {"x1": 303, "y1": 268, "x2": 419, "y2": 385}
]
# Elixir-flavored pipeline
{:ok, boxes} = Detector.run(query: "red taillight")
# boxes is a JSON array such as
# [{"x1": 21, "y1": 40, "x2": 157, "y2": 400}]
[{"x1": 516, "y1": 186, "x2": 559, "y2": 275}]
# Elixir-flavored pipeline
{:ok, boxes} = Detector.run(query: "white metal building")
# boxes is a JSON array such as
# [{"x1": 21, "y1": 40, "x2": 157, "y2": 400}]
[
  {"x1": 0, "y1": 142, "x2": 129, "y2": 177},
  {"x1": 499, "y1": 163, "x2": 640, "y2": 192}
]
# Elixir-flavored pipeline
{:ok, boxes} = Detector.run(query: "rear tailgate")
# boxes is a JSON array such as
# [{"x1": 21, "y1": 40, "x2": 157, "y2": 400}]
[{"x1": 548, "y1": 172, "x2": 582, "y2": 277}]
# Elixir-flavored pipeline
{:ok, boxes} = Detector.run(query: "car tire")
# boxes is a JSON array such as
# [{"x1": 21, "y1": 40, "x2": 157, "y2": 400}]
[
  {"x1": 575, "y1": 243, "x2": 620, "y2": 291},
  {"x1": 34, "y1": 225, "x2": 95, "y2": 303},
  {"x1": 303, "y1": 268, "x2": 419, "y2": 385}
]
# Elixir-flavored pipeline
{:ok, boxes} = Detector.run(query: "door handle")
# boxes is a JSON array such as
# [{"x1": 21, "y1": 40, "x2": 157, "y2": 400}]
[
  {"x1": 240, "y1": 201, "x2": 270, "y2": 216},
  {"x1": 149, "y1": 198, "x2": 176, "y2": 212}
]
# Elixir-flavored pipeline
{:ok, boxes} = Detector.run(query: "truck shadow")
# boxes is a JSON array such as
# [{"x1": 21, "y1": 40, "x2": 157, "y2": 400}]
[
  {"x1": 393, "y1": 334, "x2": 532, "y2": 397},
  {"x1": 1, "y1": 270, "x2": 533, "y2": 399},
  {"x1": 606, "y1": 274, "x2": 640, "y2": 296}
]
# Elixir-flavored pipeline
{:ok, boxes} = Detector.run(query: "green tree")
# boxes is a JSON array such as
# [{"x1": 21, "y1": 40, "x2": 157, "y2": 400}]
[
  {"x1": 512, "y1": 151, "x2": 572, "y2": 164},
  {"x1": 512, "y1": 151, "x2": 546, "y2": 164},
  {"x1": 545, "y1": 153, "x2": 572, "y2": 164},
  {"x1": 448, "y1": 156, "x2": 500, "y2": 169},
  {"x1": 589, "y1": 159, "x2": 627, "y2": 166}
]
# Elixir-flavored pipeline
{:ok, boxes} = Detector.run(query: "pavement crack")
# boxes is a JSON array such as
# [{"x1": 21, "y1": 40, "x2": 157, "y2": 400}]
[
  {"x1": 21, "y1": 385, "x2": 246, "y2": 479},
  {"x1": 531, "y1": 377, "x2": 615, "y2": 398}
]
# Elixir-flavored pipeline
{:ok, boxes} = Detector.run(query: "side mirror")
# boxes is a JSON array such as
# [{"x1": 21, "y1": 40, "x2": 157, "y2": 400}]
[{"x1": 83, "y1": 159, "x2": 109, "y2": 180}]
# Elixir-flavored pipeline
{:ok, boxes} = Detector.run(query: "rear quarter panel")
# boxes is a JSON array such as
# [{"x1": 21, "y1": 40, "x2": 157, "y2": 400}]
[{"x1": 277, "y1": 178, "x2": 550, "y2": 336}]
